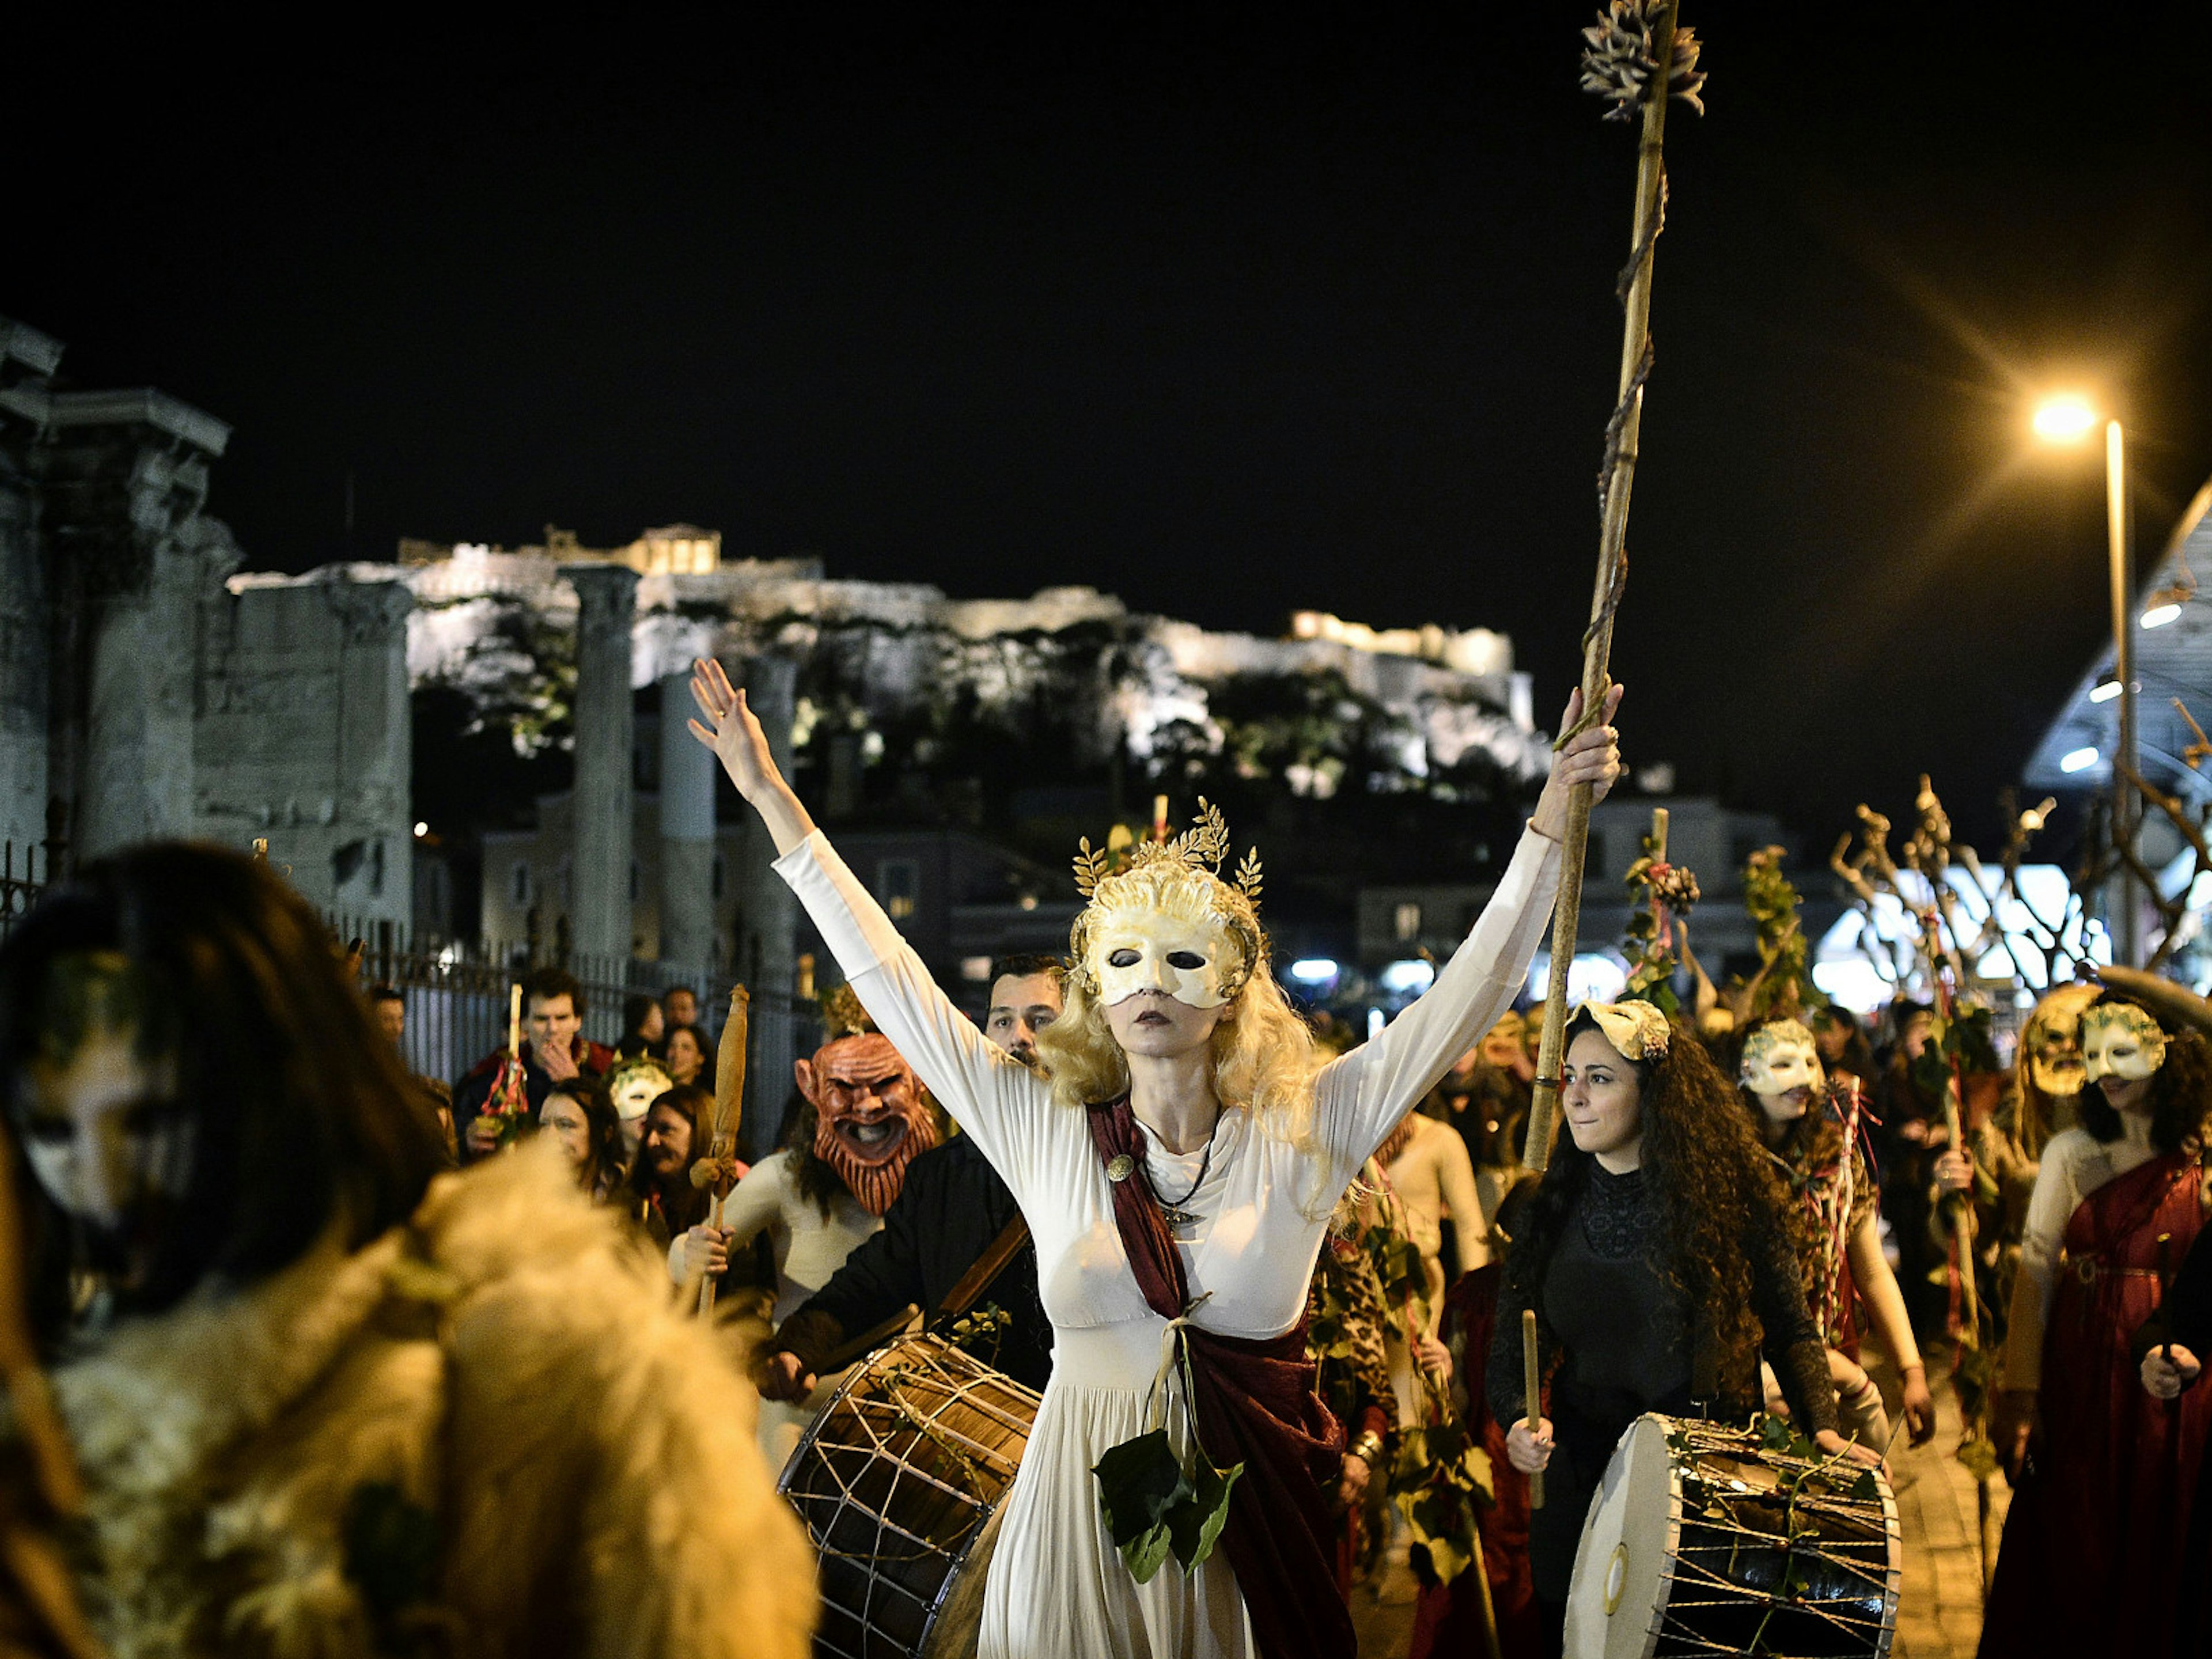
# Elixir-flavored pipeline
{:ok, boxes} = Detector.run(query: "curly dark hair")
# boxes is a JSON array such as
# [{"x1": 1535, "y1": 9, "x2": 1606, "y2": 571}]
[
  {"x1": 1506, "y1": 1003, "x2": 1797, "y2": 1401},
  {"x1": 2076, "y1": 995, "x2": 2212, "y2": 1154}
]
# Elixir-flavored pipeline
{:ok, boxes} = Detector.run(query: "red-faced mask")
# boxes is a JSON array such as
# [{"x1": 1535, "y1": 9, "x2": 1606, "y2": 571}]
[{"x1": 794, "y1": 1032, "x2": 938, "y2": 1215}]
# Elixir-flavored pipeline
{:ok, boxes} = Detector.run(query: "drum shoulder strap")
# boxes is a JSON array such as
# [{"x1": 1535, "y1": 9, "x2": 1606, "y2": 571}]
[{"x1": 935, "y1": 1213, "x2": 1032, "y2": 1323}]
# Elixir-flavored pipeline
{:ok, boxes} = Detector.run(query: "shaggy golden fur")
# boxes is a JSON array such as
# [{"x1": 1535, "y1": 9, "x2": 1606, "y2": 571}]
[{"x1": 45, "y1": 1141, "x2": 816, "y2": 1659}]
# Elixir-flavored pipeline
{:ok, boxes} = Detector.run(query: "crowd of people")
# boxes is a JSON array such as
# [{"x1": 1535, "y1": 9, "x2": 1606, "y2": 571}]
[{"x1": 0, "y1": 654, "x2": 2206, "y2": 1659}]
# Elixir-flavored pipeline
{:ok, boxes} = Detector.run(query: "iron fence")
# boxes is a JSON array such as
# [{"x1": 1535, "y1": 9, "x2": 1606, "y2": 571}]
[{"x1": 332, "y1": 915, "x2": 821, "y2": 1142}]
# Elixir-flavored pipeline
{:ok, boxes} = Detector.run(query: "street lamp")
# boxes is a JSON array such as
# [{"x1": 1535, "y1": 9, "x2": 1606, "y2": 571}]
[{"x1": 2033, "y1": 394, "x2": 2135, "y2": 965}]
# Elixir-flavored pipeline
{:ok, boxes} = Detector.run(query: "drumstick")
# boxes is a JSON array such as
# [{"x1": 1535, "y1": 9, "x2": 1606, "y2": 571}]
[{"x1": 1523, "y1": 1307, "x2": 1544, "y2": 1510}]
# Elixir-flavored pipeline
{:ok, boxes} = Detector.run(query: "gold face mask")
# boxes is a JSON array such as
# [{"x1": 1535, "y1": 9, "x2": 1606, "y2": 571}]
[
  {"x1": 2081, "y1": 1002, "x2": 2167, "y2": 1085},
  {"x1": 2021, "y1": 983, "x2": 2097, "y2": 1098},
  {"x1": 1740, "y1": 1018, "x2": 1824, "y2": 1104},
  {"x1": 1069, "y1": 800, "x2": 1264, "y2": 1013}
]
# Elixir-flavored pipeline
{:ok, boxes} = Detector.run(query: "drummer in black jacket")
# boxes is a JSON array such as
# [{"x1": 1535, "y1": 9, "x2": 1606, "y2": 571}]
[
  {"x1": 759, "y1": 957, "x2": 1063, "y2": 1398},
  {"x1": 1488, "y1": 1002, "x2": 1870, "y2": 1646}
]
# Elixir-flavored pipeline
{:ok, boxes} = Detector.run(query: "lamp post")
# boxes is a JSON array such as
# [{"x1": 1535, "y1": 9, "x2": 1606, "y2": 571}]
[{"x1": 2033, "y1": 396, "x2": 2135, "y2": 966}]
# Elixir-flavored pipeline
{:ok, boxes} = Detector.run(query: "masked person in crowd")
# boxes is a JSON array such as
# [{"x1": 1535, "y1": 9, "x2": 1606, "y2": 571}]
[
  {"x1": 673, "y1": 994, "x2": 940, "y2": 1466},
  {"x1": 688, "y1": 653, "x2": 1619, "y2": 1659},
  {"x1": 1493, "y1": 1000, "x2": 1868, "y2": 1651},
  {"x1": 454, "y1": 967, "x2": 615, "y2": 1160},
  {"x1": 764, "y1": 956, "x2": 1062, "y2": 1403},
  {"x1": 1933, "y1": 982, "x2": 2094, "y2": 1346},
  {"x1": 0, "y1": 844, "x2": 813, "y2": 1659},
  {"x1": 1978, "y1": 995, "x2": 2212, "y2": 1658},
  {"x1": 604, "y1": 1053, "x2": 675, "y2": 1177},
  {"x1": 1734, "y1": 1016, "x2": 1935, "y2": 1448}
]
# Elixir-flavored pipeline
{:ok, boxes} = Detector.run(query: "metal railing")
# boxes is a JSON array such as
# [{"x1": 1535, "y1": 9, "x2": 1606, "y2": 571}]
[
  {"x1": 0, "y1": 802, "x2": 70, "y2": 943},
  {"x1": 332, "y1": 914, "x2": 821, "y2": 1115}
]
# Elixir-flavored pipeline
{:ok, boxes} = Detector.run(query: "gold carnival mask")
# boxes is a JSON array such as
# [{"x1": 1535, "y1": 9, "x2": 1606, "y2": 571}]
[
  {"x1": 1576, "y1": 998, "x2": 1671, "y2": 1062},
  {"x1": 1069, "y1": 801, "x2": 1266, "y2": 1011},
  {"x1": 2081, "y1": 1001, "x2": 2168, "y2": 1085},
  {"x1": 1740, "y1": 1018, "x2": 1824, "y2": 1107},
  {"x1": 2021, "y1": 983, "x2": 2097, "y2": 1099}
]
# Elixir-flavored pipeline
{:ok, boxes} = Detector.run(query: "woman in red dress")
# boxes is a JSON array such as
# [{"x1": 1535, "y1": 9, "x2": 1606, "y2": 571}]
[{"x1": 1979, "y1": 995, "x2": 2212, "y2": 1657}]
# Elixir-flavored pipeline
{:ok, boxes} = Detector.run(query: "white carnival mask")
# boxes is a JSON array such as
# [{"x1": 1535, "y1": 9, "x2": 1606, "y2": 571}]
[
  {"x1": 1070, "y1": 799, "x2": 1264, "y2": 1013},
  {"x1": 2081, "y1": 1002, "x2": 2167, "y2": 1085},
  {"x1": 1086, "y1": 906, "x2": 1238, "y2": 1010},
  {"x1": 1740, "y1": 1018, "x2": 1824, "y2": 1107},
  {"x1": 606, "y1": 1058, "x2": 674, "y2": 1123}
]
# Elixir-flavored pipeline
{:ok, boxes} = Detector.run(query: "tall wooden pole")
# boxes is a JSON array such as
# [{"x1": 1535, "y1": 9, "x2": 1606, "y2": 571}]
[
  {"x1": 696, "y1": 985, "x2": 751, "y2": 1318},
  {"x1": 1525, "y1": 3, "x2": 1694, "y2": 1173}
]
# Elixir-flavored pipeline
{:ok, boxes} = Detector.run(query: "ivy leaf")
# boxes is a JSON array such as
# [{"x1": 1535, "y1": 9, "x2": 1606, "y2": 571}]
[
  {"x1": 1166, "y1": 1448, "x2": 1244, "y2": 1573},
  {"x1": 1093, "y1": 1429, "x2": 1192, "y2": 1584}
]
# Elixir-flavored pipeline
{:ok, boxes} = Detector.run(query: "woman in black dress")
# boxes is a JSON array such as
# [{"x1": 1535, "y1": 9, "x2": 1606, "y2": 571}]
[{"x1": 1488, "y1": 999, "x2": 1876, "y2": 1650}]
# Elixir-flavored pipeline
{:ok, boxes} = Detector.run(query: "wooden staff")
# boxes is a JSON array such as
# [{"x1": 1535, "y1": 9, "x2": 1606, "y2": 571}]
[
  {"x1": 695, "y1": 986, "x2": 751, "y2": 1317},
  {"x1": 1526, "y1": 2, "x2": 1699, "y2": 1173},
  {"x1": 1523, "y1": 1307, "x2": 1546, "y2": 1510}
]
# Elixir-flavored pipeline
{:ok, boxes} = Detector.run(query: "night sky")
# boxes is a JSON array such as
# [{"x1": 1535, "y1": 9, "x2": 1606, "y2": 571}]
[{"x1": 15, "y1": 6, "x2": 2210, "y2": 853}]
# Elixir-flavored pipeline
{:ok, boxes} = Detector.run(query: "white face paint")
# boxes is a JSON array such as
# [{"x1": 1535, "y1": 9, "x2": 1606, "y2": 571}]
[
  {"x1": 2081, "y1": 1005, "x2": 2166, "y2": 1084},
  {"x1": 1740, "y1": 1020, "x2": 1824, "y2": 1113},
  {"x1": 20, "y1": 1024, "x2": 191, "y2": 1229},
  {"x1": 1087, "y1": 907, "x2": 1238, "y2": 1010}
]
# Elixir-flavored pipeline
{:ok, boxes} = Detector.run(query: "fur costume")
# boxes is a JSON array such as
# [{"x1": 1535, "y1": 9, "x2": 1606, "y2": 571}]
[{"x1": 43, "y1": 1142, "x2": 816, "y2": 1659}]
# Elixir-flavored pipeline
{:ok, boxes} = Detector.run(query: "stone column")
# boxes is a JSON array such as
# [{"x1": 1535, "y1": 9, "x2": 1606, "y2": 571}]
[
  {"x1": 738, "y1": 653, "x2": 800, "y2": 1118},
  {"x1": 562, "y1": 563, "x2": 639, "y2": 968},
  {"x1": 658, "y1": 669, "x2": 715, "y2": 975}
]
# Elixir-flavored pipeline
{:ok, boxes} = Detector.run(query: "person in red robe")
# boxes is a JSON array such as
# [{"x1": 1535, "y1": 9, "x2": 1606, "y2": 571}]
[{"x1": 1979, "y1": 994, "x2": 2212, "y2": 1658}]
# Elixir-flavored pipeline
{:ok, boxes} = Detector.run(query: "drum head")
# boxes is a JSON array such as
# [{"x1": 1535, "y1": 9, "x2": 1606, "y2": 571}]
[{"x1": 1563, "y1": 1416, "x2": 1679, "y2": 1659}]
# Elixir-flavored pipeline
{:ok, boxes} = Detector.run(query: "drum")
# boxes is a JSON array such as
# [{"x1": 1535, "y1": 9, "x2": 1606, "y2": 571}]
[
  {"x1": 779, "y1": 1334, "x2": 1040, "y2": 1659},
  {"x1": 1564, "y1": 1415, "x2": 1901, "y2": 1659}
]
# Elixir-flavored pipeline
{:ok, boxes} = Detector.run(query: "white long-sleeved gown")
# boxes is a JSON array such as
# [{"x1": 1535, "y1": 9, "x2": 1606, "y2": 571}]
[{"x1": 775, "y1": 825, "x2": 1561, "y2": 1658}]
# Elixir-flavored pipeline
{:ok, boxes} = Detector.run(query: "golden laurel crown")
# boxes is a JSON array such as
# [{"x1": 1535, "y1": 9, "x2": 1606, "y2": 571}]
[{"x1": 1070, "y1": 798, "x2": 1264, "y2": 907}]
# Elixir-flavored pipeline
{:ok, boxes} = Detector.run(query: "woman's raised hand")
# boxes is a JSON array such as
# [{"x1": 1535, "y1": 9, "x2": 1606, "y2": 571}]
[
  {"x1": 1531, "y1": 683, "x2": 1625, "y2": 842},
  {"x1": 688, "y1": 657, "x2": 780, "y2": 802},
  {"x1": 688, "y1": 657, "x2": 817, "y2": 854}
]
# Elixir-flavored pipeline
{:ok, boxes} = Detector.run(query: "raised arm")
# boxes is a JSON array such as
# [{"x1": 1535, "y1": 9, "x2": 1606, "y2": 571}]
[
  {"x1": 688, "y1": 660, "x2": 1047, "y2": 1184},
  {"x1": 1318, "y1": 685, "x2": 1622, "y2": 1171}
]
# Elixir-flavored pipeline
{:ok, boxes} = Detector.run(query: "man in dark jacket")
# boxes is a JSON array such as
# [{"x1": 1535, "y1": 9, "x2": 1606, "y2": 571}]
[
  {"x1": 453, "y1": 967, "x2": 616, "y2": 1160},
  {"x1": 760, "y1": 955, "x2": 1062, "y2": 1395}
]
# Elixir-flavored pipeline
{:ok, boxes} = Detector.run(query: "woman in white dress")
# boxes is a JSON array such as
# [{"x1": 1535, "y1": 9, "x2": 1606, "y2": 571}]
[{"x1": 688, "y1": 656, "x2": 1621, "y2": 1659}]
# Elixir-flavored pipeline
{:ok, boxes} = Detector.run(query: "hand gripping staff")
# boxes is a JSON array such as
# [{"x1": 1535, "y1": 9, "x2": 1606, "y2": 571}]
[
  {"x1": 1523, "y1": 2, "x2": 1706, "y2": 1174},
  {"x1": 694, "y1": 986, "x2": 750, "y2": 1317}
]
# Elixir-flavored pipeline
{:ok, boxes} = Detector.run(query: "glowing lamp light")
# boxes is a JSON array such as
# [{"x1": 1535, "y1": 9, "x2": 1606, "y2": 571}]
[
  {"x1": 2089, "y1": 680, "x2": 2122, "y2": 703},
  {"x1": 1288, "y1": 958, "x2": 1339, "y2": 985},
  {"x1": 2060, "y1": 746, "x2": 2101, "y2": 774},
  {"x1": 1377, "y1": 959, "x2": 1436, "y2": 995},
  {"x1": 2142, "y1": 604, "x2": 2183, "y2": 629},
  {"x1": 413, "y1": 820, "x2": 430, "y2": 837},
  {"x1": 2032, "y1": 396, "x2": 2099, "y2": 443}
]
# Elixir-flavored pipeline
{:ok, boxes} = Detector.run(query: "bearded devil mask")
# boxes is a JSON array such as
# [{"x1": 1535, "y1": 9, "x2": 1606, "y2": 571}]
[{"x1": 795, "y1": 1030, "x2": 938, "y2": 1215}]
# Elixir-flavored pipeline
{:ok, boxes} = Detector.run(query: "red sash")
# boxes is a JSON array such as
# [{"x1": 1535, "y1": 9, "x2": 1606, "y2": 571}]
[{"x1": 1085, "y1": 1100, "x2": 1354, "y2": 1659}]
